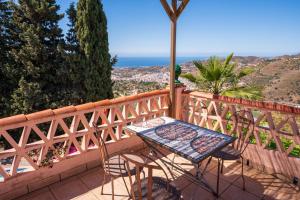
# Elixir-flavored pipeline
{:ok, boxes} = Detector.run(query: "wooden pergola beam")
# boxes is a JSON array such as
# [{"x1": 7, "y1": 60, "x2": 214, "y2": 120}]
[
  {"x1": 160, "y1": 0, "x2": 175, "y2": 21},
  {"x1": 172, "y1": 0, "x2": 177, "y2": 12},
  {"x1": 160, "y1": 0, "x2": 190, "y2": 21},
  {"x1": 177, "y1": 0, "x2": 190, "y2": 18},
  {"x1": 160, "y1": 0, "x2": 190, "y2": 117}
]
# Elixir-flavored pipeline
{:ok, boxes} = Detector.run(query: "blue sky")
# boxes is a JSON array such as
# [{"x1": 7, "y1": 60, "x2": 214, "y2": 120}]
[{"x1": 57, "y1": 0, "x2": 300, "y2": 57}]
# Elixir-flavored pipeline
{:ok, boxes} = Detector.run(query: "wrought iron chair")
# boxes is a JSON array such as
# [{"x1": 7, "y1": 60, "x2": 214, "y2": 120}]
[
  {"x1": 213, "y1": 110, "x2": 255, "y2": 192},
  {"x1": 93, "y1": 123, "x2": 145, "y2": 200},
  {"x1": 121, "y1": 153, "x2": 182, "y2": 200}
]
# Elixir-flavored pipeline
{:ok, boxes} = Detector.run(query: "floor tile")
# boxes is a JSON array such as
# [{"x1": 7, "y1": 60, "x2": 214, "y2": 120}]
[
  {"x1": 199, "y1": 157, "x2": 218, "y2": 172},
  {"x1": 73, "y1": 192, "x2": 99, "y2": 200},
  {"x1": 203, "y1": 172, "x2": 231, "y2": 195},
  {"x1": 209, "y1": 160, "x2": 256, "y2": 184},
  {"x1": 182, "y1": 182, "x2": 216, "y2": 200},
  {"x1": 221, "y1": 184, "x2": 260, "y2": 200},
  {"x1": 78, "y1": 167, "x2": 108, "y2": 190},
  {"x1": 171, "y1": 175, "x2": 193, "y2": 191},
  {"x1": 232, "y1": 172, "x2": 277, "y2": 198},
  {"x1": 10, "y1": 153, "x2": 299, "y2": 200},
  {"x1": 262, "y1": 178, "x2": 300, "y2": 200},
  {"x1": 91, "y1": 177, "x2": 130, "y2": 200},
  {"x1": 15, "y1": 187, "x2": 56, "y2": 200},
  {"x1": 49, "y1": 176, "x2": 89, "y2": 200}
]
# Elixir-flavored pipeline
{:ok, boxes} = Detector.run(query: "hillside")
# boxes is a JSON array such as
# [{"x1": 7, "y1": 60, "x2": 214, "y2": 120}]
[
  {"x1": 181, "y1": 54, "x2": 300, "y2": 105},
  {"x1": 243, "y1": 55, "x2": 300, "y2": 104},
  {"x1": 112, "y1": 54, "x2": 300, "y2": 105}
]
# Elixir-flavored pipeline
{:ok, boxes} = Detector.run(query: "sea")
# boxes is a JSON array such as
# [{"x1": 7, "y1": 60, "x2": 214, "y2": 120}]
[{"x1": 114, "y1": 57, "x2": 207, "y2": 68}]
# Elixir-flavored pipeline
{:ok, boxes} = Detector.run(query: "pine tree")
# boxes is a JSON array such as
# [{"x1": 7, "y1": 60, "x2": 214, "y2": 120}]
[
  {"x1": 10, "y1": 0, "x2": 67, "y2": 114},
  {"x1": 0, "y1": 0, "x2": 15, "y2": 117},
  {"x1": 76, "y1": 0, "x2": 113, "y2": 101},
  {"x1": 64, "y1": 2, "x2": 86, "y2": 104},
  {"x1": 0, "y1": 0, "x2": 11, "y2": 63},
  {"x1": 66, "y1": 3, "x2": 79, "y2": 54}
]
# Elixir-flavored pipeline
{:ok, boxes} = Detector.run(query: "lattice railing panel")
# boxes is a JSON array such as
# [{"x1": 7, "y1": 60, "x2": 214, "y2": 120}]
[
  {"x1": 0, "y1": 90, "x2": 169, "y2": 182},
  {"x1": 182, "y1": 92, "x2": 300, "y2": 157}
]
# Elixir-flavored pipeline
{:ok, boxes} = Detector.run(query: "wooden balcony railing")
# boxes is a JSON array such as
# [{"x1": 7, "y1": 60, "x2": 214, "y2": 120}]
[{"x1": 181, "y1": 91, "x2": 300, "y2": 179}]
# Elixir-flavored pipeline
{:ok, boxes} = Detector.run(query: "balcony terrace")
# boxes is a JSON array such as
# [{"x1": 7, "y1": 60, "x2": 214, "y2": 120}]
[{"x1": 0, "y1": 86, "x2": 299, "y2": 199}]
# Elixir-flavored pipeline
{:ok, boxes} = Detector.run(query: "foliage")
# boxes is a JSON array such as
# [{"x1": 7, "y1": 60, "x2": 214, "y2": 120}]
[
  {"x1": 250, "y1": 131, "x2": 300, "y2": 157},
  {"x1": 64, "y1": 2, "x2": 86, "y2": 104},
  {"x1": 10, "y1": 0, "x2": 69, "y2": 114},
  {"x1": 4, "y1": 0, "x2": 117, "y2": 113},
  {"x1": 237, "y1": 67, "x2": 255, "y2": 78},
  {"x1": 0, "y1": 0, "x2": 116, "y2": 149},
  {"x1": 181, "y1": 73, "x2": 197, "y2": 83},
  {"x1": 222, "y1": 86, "x2": 263, "y2": 100},
  {"x1": 65, "y1": 3, "x2": 79, "y2": 54},
  {"x1": 76, "y1": 0, "x2": 113, "y2": 101},
  {"x1": 181, "y1": 53, "x2": 262, "y2": 100},
  {"x1": 224, "y1": 113, "x2": 300, "y2": 158},
  {"x1": 0, "y1": 0, "x2": 12, "y2": 65},
  {"x1": 28, "y1": 145, "x2": 67, "y2": 168},
  {"x1": 0, "y1": 0, "x2": 16, "y2": 117}
]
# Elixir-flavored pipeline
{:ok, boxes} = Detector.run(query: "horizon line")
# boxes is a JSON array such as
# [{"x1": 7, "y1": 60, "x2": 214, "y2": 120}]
[{"x1": 113, "y1": 52, "x2": 300, "y2": 58}]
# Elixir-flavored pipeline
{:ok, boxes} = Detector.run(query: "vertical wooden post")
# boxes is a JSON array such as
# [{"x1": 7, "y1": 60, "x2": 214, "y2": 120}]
[
  {"x1": 160, "y1": 0, "x2": 190, "y2": 117},
  {"x1": 170, "y1": 12, "x2": 177, "y2": 117}
]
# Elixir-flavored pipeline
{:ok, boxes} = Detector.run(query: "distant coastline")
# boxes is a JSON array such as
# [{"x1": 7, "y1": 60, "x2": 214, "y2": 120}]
[
  {"x1": 114, "y1": 57, "x2": 207, "y2": 68},
  {"x1": 112, "y1": 54, "x2": 300, "y2": 105}
]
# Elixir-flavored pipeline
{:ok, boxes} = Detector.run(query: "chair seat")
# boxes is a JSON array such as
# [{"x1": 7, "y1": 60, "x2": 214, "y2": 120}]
[
  {"x1": 104, "y1": 154, "x2": 144, "y2": 176},
  {"x1": 132, "y1": 177, "x2": 181, "y2": 200},
  {"x1": 213, "y1": 146, "x2": 241, "y2": 160}
]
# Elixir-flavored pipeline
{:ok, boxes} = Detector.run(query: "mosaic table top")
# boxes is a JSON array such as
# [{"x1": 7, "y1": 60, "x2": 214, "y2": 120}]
[{"x1": 124, "y1": 117, "x2": 235, "y2": 163}]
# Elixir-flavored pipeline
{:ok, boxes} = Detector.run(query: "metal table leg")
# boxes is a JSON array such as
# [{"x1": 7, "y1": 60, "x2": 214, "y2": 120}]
[{"x1": 143, "y1": 139, "x2": 218, "y2": 196}]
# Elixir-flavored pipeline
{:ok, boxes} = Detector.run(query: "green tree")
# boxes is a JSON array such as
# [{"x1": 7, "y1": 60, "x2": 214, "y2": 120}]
[
  {"x1": 10, "y1": 0, "x2": 68, "y2": 114},
  {"x1": 0, "y1": 0, "x2": 11, "y2": 63},
  {"x1": 181, "y1": 53, "x2": 262, "y2": 100},
  {"x1": 76, "y1": 0, "x2": 113, "y2": 101},
  {"x1": 65, "y1": 3, "x2": 79, "y2": 54},
  {"x1": 64, "y1": 2, "x2": 86, "y2": 104},
  {"x1": 0, "y1": 0, "x2": 16, "y2": 117}
]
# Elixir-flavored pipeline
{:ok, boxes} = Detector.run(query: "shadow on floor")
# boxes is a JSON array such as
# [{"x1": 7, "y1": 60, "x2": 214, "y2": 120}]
[{"x1": 15, "y1": 150, "x2": 299, "y2": 200}]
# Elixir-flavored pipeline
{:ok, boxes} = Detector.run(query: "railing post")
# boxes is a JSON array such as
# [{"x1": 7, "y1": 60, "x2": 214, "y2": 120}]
[{"x1": 174, "y1": 83, "x2": 186, "y2": 120}]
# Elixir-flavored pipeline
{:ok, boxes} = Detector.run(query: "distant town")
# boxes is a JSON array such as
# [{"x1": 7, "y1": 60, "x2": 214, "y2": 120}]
[{"x1": 112, "y1": 54, "x2": 300, "y2": 105}]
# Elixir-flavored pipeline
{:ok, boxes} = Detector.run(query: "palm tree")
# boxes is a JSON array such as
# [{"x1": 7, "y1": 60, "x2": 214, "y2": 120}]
[{"x1": 181, "y1": 53, "x2": 262, "y2": 100}]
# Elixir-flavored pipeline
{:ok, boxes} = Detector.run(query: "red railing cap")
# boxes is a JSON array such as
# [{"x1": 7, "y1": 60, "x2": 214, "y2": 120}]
[
  {"x1": 112, "y1": 95, "x2": 139, "y2": 104},
  {"x1": 138, "y1": 89, "x2": 169, "y2": 98},
  {"x1": 53, "y1": 106, "x2": 76, "y2": 115},
  {"x1": 189, "y1": 91, "x2": 300, "y2": 114},
  {"x1": 26, "y1": 109, "x2": 54, "y2": 120},
  {"x1": 0, "y1": 114, "x2": 27, "y2": 127},
  {"x1": 94, "y1": 99, "x2": 112, "y2": 107},
  {"x1": 75, "y1": 102, "x2": 95, "y2": 111},
  {"x1": 0, "y1": 89, "x2": 171, "y2": 127}
]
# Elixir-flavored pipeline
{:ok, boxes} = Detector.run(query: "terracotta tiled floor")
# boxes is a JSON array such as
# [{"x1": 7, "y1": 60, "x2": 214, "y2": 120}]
[{"x1": 15, "y1": 155, "x2": 299, "y2": 200}]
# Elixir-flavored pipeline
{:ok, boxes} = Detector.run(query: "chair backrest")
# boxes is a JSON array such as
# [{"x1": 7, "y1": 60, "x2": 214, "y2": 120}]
[
  {"x1": 122, "y1": 154, "x2": 180, "y2": 200},
  {"x1": 227, "y1": 110, "x2": 254, "y2": 153},
  {"x1": 93, "y1": 122, "x2": 109, "y2": 167}
]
